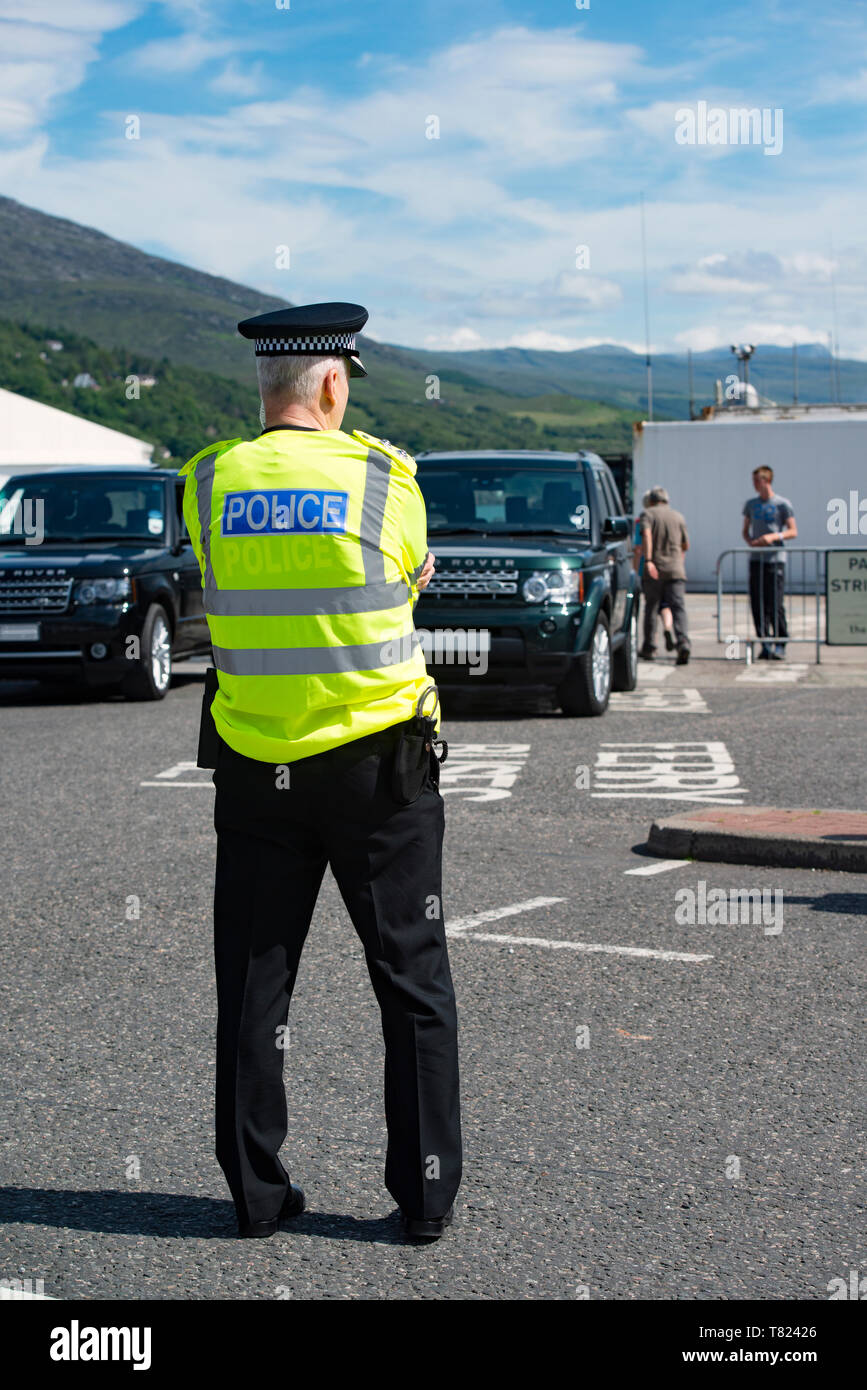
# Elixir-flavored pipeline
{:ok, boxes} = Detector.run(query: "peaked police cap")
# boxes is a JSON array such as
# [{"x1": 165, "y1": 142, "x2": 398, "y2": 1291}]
[{"x1": 237, "y1": 302, "x2": 369, "y2": 378}]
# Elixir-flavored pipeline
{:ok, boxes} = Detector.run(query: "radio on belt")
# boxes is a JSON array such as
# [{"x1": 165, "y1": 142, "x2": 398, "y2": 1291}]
[{"x1": 391, "y1": 683, "x2": 448, "y2": 805}]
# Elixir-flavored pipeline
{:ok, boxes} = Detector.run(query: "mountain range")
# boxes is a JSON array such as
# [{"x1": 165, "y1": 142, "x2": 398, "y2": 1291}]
[{"x1": 0, "y1": 193, "x2": 864, "y2": 465}]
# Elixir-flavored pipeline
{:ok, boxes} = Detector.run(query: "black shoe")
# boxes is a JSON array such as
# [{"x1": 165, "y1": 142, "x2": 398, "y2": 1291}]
[
  {"x1": 664, "y1": 629, "x2": 675, "y2": 652},
  {"x1": 638, "y1": 648, "x2": 655, "y2": 661},
  {"x1": 676, "y1": 647, "x2": 690, "y2": 665},
  {"x1": 237, "y1": 1183, "x2": 306, "y2": 1239},
  {"x1": 757, "y1": 645, "x2": 770, "y2": 660},
  {"x1": 401, "y1": 1206, "x2": 454, "y2": 1241}
]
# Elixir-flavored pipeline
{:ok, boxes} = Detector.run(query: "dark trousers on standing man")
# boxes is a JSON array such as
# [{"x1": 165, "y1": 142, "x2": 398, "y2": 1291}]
[
  {"x1": 749, "y1": 559, "x2": 788, "y2": 647},
  {"x1": 211, "y1": 722, "x2": 462, "y2": 1229},
  {"x1": 641, "y1": 573, "x2": 690, "y2": 653}
]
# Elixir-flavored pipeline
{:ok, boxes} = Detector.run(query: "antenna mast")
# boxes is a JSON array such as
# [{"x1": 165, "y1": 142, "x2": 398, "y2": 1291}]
[{"x1": 640, "y1": 191, "x2": 653, "y2": 421}]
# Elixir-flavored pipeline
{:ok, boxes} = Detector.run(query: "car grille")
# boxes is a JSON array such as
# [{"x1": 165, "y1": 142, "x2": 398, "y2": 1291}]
[
  {"x1": 425, "y1": 572, "x2": 519, "y2": 599},
  {"x1": 0, "y1": 574, "x2": 73, "y2": 613}
]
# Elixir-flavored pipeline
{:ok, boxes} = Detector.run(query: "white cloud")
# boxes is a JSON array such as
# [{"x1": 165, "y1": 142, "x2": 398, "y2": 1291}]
[
  {"x1": 132, "y1": 34, "x2": 258, "y2": 75},
  {"x1": 209, "y1": 61, "x2": 266, "y2": 99},
  {"x1": 674, "y1": 323, "x2": 828, "y2": 352},
  {"x1": 421, "y1": 326, "x2": 648, "y2": 352},
  {"x1": 3, "y1": 14, "x2": 867, "y2": 355},
  {"x1": 423, "y1": 327, "x2": 486, "y2": 350},
  {"x1": 0, "y1": 6, "x2": 143, "y2": 135},
  {"x1": 0, "y1": 1, "x2": 139, "y2": 28},
  {"x1": 810, "y1": 66, "x2": 867, "y2": 104}
]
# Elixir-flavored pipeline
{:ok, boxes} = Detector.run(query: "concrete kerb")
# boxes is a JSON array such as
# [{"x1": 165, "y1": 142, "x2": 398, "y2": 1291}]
[{"x1": 648, "y1": 807, "x2": 867, "y2": 872}]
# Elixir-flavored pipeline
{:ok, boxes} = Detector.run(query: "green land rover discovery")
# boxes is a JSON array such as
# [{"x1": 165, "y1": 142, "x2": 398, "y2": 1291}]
[{"x1": 413, "y1": 449, "x2": 639, "y2": 715}]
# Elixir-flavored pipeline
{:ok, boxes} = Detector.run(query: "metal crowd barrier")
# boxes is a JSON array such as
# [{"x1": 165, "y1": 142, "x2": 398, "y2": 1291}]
[{"x1": 715, "y1": 547, "x2": 827, "y2": 665}]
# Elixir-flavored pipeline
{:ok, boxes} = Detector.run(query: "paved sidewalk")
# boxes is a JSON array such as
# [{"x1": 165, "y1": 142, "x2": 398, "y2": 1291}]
[{"x1": 648, "y1": 806, "x2": 867, "y2": 871}]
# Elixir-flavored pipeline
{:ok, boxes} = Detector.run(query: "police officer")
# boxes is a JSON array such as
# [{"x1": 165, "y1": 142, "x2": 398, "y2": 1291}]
[{"x1": 181, "y1": 303, "x2": 462, "y2": 1241}]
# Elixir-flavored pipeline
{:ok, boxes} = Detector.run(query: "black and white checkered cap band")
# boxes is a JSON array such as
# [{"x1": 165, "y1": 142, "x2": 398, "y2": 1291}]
[{"x1": 254, "y1": 333, "x2": 357, "y2": 356}]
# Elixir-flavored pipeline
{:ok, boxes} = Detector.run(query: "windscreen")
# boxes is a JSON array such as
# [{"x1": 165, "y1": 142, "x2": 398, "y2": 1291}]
[
  {"x1": 417, "y1": 464, "x2": 591, "y2": 536},
  {"x1": 0, "y1": 474, "x2": 167, "y2": 544}
]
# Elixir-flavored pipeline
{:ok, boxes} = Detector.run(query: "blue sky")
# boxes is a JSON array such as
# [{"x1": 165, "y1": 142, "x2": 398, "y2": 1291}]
[{"x1": 1, "y1": 0, "x2": 866, "y2": 355}]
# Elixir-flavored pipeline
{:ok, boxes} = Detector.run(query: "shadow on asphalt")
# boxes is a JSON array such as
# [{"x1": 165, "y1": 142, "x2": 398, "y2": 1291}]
[
  {"x1": 435, "y1": 686, "x2": 561, "y2": 720},
  {"x1": 0, "y1": 671, "x2": 205, "y2": 706},
  {"x1": 0, "y1": 1188, "x2": 420, "y2": 1244},
  {"x1": 783, "y1": 893, "x2": 867, "y2": 914}
]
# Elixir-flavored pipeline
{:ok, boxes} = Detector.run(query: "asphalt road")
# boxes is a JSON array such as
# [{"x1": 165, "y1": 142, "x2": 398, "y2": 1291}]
[{"x1": 0, "y1": 656, "x2": 864, "y2": 1300}]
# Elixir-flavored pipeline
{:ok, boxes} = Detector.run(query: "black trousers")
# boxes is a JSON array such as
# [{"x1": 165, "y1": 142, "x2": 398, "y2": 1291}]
[
  {"x1": 749, "y1": 560, "x2": 788, "y2": 641},
  {"x1": 211, "y1": 723, "x2": 462, "y2": 1227},
  {"x1": 641, "y1": 573, "x2": 689, "y2": 652}
]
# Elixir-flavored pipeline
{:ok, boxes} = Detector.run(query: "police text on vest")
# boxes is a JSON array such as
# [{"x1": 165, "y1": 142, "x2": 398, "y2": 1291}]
[{"x1": 222, "y1": 490, "x2": 348, "y2": 535}]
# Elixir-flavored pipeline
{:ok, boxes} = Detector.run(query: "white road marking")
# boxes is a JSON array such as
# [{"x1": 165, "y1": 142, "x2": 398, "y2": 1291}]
[
  {"x1": 445, "y1": 897, "x2": 713, "y2": 962},
  {"x1": 610, "y1": 688, "x2": 709, "y2": 713},
  {"x1": 592, "y1": 740, "x2": 745, "y2": 804},
  {"x1": 625, "y1": 859, "x2": 691, "y2": 875},
  {"x1": 455, "y1": 933, "x2": 713, "y2": 963},
  {"x1": 736, "y1": 664, "x2": 809, "y2": 683},
  {"x1": 439, "y1": 743, "x2": 530, "y2": 802},
  {"x1": 140, "y1": 781, "x2": 212, "y2": 787},
  {"x1": 446, "y1": 897, "x2": 564, "y2": 937},
  {"x1": 141, "y1": 760, "x2": 212, "y2": 787},
  {"x1": 142, "y1": 742, "x2": 533, "y2": 798}
]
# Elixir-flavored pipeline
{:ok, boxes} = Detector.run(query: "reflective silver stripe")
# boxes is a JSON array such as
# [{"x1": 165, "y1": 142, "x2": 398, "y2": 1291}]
[
  {"x1": 194, "y1": 448, "x2": 220, "y2": 607},
  {"x1": 359, "y1": 448, "x2": 392, "y2": 586},
  {"x1": 205, "y1": 578, "x2": 408, "y2": 617},
  {"x1": 410, "y1": 559, "x2": 426, "y2": 581},
  {"x1": 213, "y1": 630, "x2": 420, "y2": 676}
]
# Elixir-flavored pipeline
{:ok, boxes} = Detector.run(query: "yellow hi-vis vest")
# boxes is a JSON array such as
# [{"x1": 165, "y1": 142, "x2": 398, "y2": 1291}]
[{"x1": 180, "y1": 427, "x2": 435, "y2": 764}]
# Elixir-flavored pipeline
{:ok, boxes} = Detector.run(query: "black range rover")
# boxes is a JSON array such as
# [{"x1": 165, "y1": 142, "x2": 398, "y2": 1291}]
[
  {"x1": 0, "y1": 466, "x2": 210, "y2": 699},
  {"x1": 414, "y1": 449, "x2": 640, "y2": 715}
]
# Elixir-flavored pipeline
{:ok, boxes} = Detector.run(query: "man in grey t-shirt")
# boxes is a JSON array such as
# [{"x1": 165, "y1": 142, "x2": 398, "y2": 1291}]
[{"x1": 742, "y1": 466, "x2": 798, "y2": 659}]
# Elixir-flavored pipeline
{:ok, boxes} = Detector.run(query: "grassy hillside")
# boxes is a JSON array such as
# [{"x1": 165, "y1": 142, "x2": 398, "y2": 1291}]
[
  {"x1": 0, "y1": 318, "x2": 638, "y2": 464},
  {"x1": 2, "y1": 196, "x2": 863, "y2": 424},
  {"x1": 0, "y1": 197, "x2": 642, "y2": 457}
]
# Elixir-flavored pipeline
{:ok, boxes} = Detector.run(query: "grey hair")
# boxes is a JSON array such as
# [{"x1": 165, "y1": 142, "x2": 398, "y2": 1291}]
[
  {"x1": 256, "y1": 354, "x2": 348, "y2": 408},
  {"x1": 646, "y1": 485, "x2": 669, "y2": 506}
]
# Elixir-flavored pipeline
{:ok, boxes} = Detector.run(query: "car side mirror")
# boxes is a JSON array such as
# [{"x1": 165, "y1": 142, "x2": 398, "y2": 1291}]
[{"x1": 602, "y1": 516, "x2": 630, "y2": 539}]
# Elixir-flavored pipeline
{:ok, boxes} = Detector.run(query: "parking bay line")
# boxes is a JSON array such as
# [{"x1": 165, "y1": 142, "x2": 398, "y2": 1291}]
[
  {"x1": 140, "y1": 781, "x2": 212, "y2": 787},
  {"x1": 446, "y1": 897, "x2": 565, "y2": 936},
  {"x1": 445, "y1": 897, "x2": 713, "y2": 963},
  {"x1": 625, "y1": 859, "x2": 691, "y2": 876},
  {"x1": 456, "y1": 933, "x2": 712, "y2": 963}
]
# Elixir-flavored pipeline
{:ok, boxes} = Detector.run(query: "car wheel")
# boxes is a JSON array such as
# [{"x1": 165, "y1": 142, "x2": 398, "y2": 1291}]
[
  {"x1": 612, "y1": 603, "x2": 639, "y2": 691},
  {"x1": 557, "y1": 612, "x2": 612, "y2": 716},
  {"x1": 122, "y1": 603, "x2": 172, "y2": 701}
]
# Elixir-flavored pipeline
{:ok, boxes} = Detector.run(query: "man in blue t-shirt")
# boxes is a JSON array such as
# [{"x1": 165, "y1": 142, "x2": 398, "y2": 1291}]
[{"x1": 742, "y1": 466, "x2": 798, "y2": 659}]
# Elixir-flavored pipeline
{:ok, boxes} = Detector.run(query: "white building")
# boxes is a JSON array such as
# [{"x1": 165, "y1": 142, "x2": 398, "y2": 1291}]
[
  {"x1": 632, "y1": 404, "x2": 867, "y2": 589},
  {"x1": 0, "y1": 387, "x2": 153, "y2": 474}
]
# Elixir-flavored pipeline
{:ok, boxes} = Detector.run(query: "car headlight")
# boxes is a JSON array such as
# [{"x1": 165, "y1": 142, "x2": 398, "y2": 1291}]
[
  {"x1": 73, "y1": 576, "x2": 133, "y2": 605},
  {"x1": 521, "y1": 569, "x2": 582, "y2": 604}
]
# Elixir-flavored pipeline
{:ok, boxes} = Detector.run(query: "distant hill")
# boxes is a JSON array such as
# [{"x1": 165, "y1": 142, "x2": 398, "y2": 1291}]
[
  {"x1": 0, "y1": 197, "x2": 641, "y2": 458},
  {"x1": 0, "y1": 194, "x2": 863, "y2": 458},
  {"x1": 0, "y1": 318, "x2": 641, "y2": 464},
  {"x1": 416, "y1": 342, "x2": 867, "y2": 418}
]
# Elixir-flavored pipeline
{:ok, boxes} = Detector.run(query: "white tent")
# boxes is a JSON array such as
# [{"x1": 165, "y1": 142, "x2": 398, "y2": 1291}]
[{"x1": 0, "y1": 387, "x2": 153, "y2": 472}]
